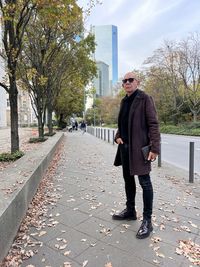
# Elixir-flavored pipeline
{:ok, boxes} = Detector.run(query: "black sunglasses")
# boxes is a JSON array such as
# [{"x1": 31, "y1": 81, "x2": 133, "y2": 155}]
[{"x1": 122, "y1": 78, "x2": 136, "y2": 84}]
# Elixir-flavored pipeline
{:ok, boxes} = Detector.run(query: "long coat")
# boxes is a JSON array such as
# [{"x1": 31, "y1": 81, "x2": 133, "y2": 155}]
[{"x1": 114, "y1": 89, "x2": 160, "y2": 175}]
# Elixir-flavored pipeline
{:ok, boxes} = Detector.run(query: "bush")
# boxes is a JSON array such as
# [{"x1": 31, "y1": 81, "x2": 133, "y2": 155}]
[
  {"x1": 0, "y1": 151, "x2": 24, "y2": 162},
  {"x1": 29, "y1": 137, "x2": 48, "y2": 143},
  {"x1": 184, "y1": 122, "x2": 200, "y2": 129},
  {"x1": 160, "y1": 124, "x2": 185, "y2": 134},
  {"x1": 160, "y1": 124, "x2": 200, "y2": 136}
]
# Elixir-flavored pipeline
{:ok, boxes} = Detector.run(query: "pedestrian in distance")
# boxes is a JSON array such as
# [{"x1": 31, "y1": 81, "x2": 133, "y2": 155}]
[
  {"x1": 75, "y1": 121, "x2": 78, "y2": 131},
  {"x1": 80, "y1": 121, "x2": 86, "y2": 134},
  {"x1": 113, "y1": 71, "x2": 160, "y2": 239}
]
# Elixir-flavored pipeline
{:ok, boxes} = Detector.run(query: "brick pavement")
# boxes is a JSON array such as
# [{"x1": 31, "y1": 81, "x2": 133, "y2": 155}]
[{"x1": 1, "y1": 130, "x2": 200, "y2": 267}]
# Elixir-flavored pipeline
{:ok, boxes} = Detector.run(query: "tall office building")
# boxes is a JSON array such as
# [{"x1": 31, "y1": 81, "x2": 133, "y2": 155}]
[
  {"x1": 92, "y1": 25, "x2": 118, "y2": 93},
  {"x1": 93, "y1": 61, "x2": 109, "y2": 97}
]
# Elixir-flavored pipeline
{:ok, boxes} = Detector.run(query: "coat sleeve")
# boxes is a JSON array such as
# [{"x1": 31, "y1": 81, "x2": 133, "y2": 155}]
[{"x1": 145, "y1": 95, "x2": 160, "y2": 154}]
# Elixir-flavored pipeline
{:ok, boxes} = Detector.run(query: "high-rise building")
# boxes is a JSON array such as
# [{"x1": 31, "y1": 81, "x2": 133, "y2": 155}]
[
  {"x1": 93, "y1": 61, "x2": 109, "y2": 97},
  {"x1": 92, "y1": 25, "x2": 118, "y2": 93}
]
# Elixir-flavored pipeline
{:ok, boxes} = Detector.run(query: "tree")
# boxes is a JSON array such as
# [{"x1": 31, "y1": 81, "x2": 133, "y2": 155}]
[
  {"x1": 144, "y1": 67, "x2": 176, "y2": 124},
  {"x1": 54, "y1": 34, "x2": 97, "y2": 124},
  {"x1": 18, "y1": 0, "x2": 88, "y2": 137},
  {"x1": 177, "y1": 33, "x2": 200, "y2": 122},
  {"x1": 0, "y1": 0, "x2": 36, "y2": 152},
  {"x1": 144, "y1": 41, "x2": 185, "y2": 124}
]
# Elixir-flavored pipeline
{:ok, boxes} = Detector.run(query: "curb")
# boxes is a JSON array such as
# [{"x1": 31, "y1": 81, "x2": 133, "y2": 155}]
[{"x1": 0, "y1": 132, "x2": 64, "y2": 262}]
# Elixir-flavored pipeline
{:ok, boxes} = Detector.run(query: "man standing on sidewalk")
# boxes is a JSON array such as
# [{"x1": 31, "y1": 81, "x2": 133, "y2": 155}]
[{"x1": 113, "y1": 71, "x2": 160, "y2": 239}]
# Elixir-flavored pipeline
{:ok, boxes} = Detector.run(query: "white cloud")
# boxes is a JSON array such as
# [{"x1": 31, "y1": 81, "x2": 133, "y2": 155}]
[
  {"x1": 120, "y1": 0, "x2": 185, "y2": 39},
  {"x1": 77, "y1": 0, "x2": 200, "y2": 76}
]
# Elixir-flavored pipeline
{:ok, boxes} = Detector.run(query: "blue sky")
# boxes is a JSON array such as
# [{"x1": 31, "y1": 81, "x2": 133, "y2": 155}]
[{"x1": 77, "y1": 0, "x2": 200, "y2": 78}]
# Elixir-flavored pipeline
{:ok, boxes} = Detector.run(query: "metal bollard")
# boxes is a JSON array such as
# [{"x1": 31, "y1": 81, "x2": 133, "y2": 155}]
[
  {"x1": 158, "y1": 142, "x2": 161, "y2": 167},
  {"x1": 189, "y1": 142, "x2": 194, "y2": 183},
  {"x1": 108, "y1": 129, "x2": 110, "y2": 143},
  {"x1": 112, "y1": 130, "x2": 115, "y2": 145}
]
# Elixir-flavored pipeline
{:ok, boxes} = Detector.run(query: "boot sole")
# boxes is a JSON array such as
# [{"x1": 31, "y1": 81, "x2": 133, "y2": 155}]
[{"x1": 112, "y1": 216, "x2": 137, "y2": 221}]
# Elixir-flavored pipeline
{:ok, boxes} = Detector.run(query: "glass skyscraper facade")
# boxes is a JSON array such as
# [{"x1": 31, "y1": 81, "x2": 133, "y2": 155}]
[
  {"x1": 93, "y1": 61, "x2": 109, "y2": 97},
  {"x1": 92, "y1": 25, "x2": 118, "y2": 92}
]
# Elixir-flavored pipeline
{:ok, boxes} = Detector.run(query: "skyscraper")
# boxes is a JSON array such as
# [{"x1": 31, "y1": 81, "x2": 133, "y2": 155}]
[
  {"x1": 92, "y1": 25, "x2": 118, "y2": 93},
  {"x1": 93, "y1": 61, "x2": 109, "y2": 97}
]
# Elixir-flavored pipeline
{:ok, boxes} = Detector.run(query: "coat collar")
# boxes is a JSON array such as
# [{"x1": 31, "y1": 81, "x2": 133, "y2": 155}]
[{"x1": 128, "y1": 89, "x2": 144, "y2": 120}]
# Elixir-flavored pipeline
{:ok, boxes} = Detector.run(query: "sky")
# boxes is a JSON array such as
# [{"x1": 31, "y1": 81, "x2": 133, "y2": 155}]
[{"x1": 77, "y1": 0, "x2": 200, "y2": 79}]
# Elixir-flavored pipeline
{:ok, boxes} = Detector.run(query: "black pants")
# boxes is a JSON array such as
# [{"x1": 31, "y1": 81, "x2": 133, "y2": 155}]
[{"x1": 120, "y1": 144, "x2": 153, "y2": 221}]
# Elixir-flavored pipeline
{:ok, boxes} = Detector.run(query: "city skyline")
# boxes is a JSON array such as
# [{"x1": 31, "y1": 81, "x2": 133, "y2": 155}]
[
  {"x1": 92, "y1": 25, "x2": 118, "y2": 88},
  {"x1": 78, "y1": 0, "x2": 200, "y2": 78}
]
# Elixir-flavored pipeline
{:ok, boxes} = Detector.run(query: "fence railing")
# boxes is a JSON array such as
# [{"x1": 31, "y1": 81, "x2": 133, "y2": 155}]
[
  {"x1": 87, "y1": 126, "x2": 117, "y2": 144},
  {"x1": 86, "y1": 127, "x2": 196, "y2": 183}
]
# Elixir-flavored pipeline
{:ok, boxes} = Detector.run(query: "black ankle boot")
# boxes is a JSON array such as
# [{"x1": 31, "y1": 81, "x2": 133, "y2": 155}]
[
  {"x1": 136, "y1": 220, "x2": 153, "y2": 239},
  {"x1": 112, "y1": 208, "x2": 137, "y2": 220}
]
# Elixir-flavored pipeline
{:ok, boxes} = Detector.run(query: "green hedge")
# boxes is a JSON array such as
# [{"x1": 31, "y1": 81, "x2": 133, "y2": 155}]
[
  {"x1": 29, "y1": 137, "x2": 48, "y2": 143},
  {"x1": 103, "y1": 123, "x2": 200, "y2": 136},
  {"x1": 160, "y1": 124, "x2": 200, "y2": 136},
  {"x1": 0, "y1": 151, "x2": 24, "y2": 162}
]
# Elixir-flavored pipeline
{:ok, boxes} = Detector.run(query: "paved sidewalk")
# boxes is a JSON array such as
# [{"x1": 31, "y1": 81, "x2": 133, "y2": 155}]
[{"x1": 11, "y1": 131, "x2": 200, "y2": 266}]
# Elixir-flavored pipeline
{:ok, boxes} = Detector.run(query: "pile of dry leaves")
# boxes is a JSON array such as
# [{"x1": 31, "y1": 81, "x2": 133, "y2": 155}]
[
  {"x1": 176, "y1": 239, "x2": 200, "y2": 266},
  {"x1": 0, "y1": 143, "x2": 63, "y2": 267}
]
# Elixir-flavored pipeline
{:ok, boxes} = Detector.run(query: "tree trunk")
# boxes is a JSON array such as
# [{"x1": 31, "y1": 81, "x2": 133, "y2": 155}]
[
  {"x1": 58, "y1": 113, "x2": 64, "y2": 128},
  {"x1": 47, "y1": 104, "x2": 53, "y2": 135},
  {"x1": 38, "y1": 113, "x2": 44, "y2": 138},
  {"x1": 9, "y1": 82, "x2": 19, "y2": 153},
  {"x1": 193, "y1": 111, "x2": 197, "y2": 122}
]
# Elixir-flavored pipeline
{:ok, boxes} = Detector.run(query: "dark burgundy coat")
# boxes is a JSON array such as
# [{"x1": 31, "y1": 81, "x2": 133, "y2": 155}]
[{"x1": 114, "y1": 89, "x2": 160, "y2": 175}]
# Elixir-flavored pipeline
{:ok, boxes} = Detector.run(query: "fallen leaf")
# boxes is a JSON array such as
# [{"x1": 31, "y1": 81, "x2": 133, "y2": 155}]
[
  {"x1": 153, "y1": 246, "x2": 160, "y2": 251},
  {"x1": 59, "y1": 244, "x2": 67, "y2": 250},
  {"x1": 82, "y1": 260, "x2": 88, "y2": 267},
  {"x1": 122, "y1": 224, "x2": 130, "y2": 229},
  {"x1": 151, "y1": 236, "x2": 162, "y2": 243},
  {"x1": 64, "y1": 250, "x2": 71, "y2": 256},
  {"x1": 38, "y1": 231, "x2": 47, "y2": 237},
  {"x1": 63, "y1": 262, "x2": 72, "y2": 267},
  {"x1": 156, "y1": 252, "x2": 165, "y2": 258}
]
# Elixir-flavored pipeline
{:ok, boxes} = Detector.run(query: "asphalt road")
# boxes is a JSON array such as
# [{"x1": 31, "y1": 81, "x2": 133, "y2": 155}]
[{"x1": 161, "y1": 133, "x2": 200, "y2": 176}]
